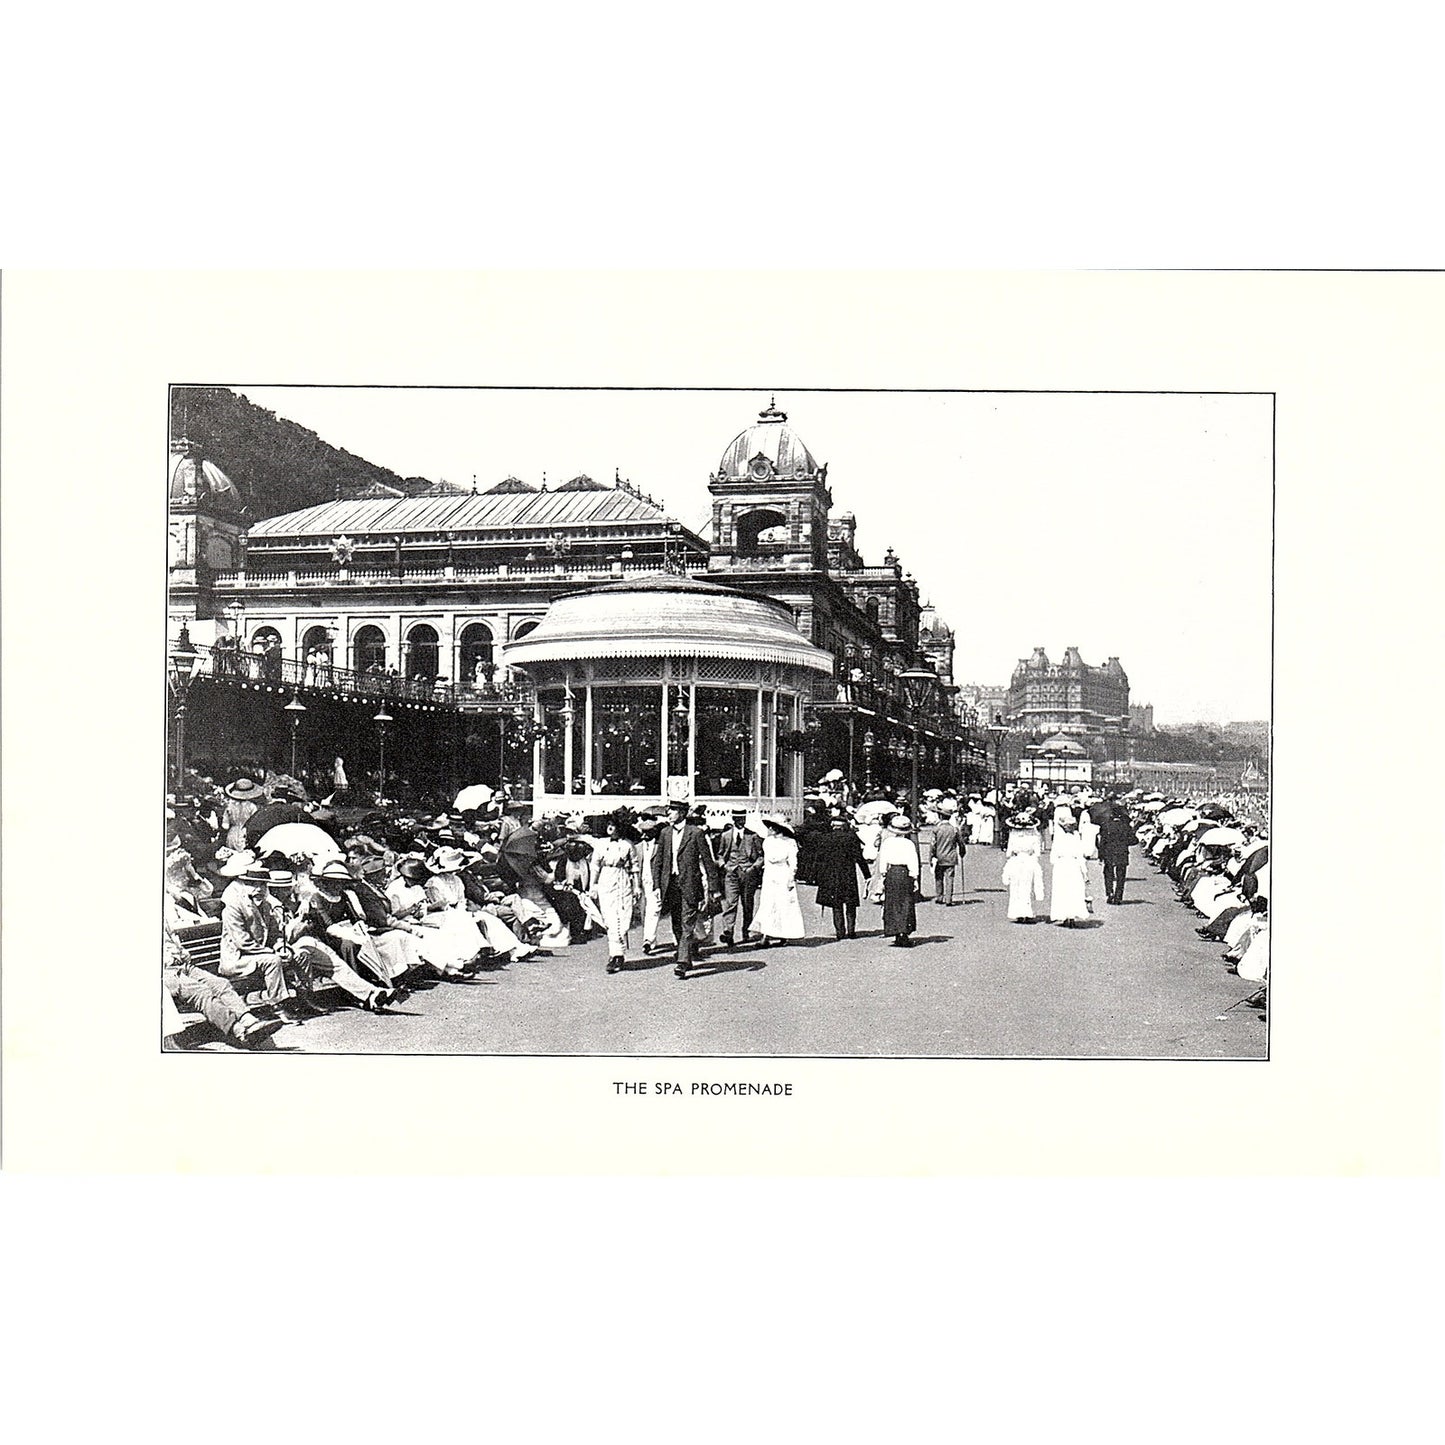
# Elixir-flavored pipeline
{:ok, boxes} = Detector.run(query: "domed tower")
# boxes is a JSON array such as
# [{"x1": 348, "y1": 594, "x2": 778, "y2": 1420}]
[
  {"x1": 168, "y1": 432, "x2": 247, "y2": 621},
  {"x1": 707, "y1": 398, "x2": 832, "y2": 572}
]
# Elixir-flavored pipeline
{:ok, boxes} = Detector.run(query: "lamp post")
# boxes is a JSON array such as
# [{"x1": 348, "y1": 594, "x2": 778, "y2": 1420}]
[
  {"x1": 284, "y1": 693, "x2": 307, "y2": 776},
  {"x1": 168, "y1": 624, "x2": 205, "y2": 789},
  {"x1": 373, "y1": 706, "x2": 393, "y2": 802},
  {"x1": 900, "y1": 659, "x2": 939, "y2": 826},
  {"x1": 862, "y1": 729, "x2": 876, "y2": 792}
]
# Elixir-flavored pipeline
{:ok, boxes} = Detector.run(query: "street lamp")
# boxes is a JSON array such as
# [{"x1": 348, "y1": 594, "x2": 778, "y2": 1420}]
[
  {"x1": 284, "y1": 693, "x2": 307, "y2": 776},
  {"x1": 373, "y1": 706, "x2": 393, "y2": 801},
  {"x1": 168, "y1": 624, "x2": 205, "y2": 788},
  {"x1": 862, "y1": 728, "x2": 876, "y2": 792},
  {"x1": 899, "y1": 659, "x2": 939, "y2": 826}
]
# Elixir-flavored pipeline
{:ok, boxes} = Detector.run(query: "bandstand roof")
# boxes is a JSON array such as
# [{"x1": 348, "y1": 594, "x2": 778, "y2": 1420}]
[
  {"x1": 501, "y1": 574, "x2": 835, "y2": 673},
  {"x1": 248, "y1": 483, "x2": 673, "y2": 539}
]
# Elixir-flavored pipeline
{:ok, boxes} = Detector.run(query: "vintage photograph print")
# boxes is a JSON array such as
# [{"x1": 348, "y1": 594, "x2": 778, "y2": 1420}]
[{"x1": 164, "y1": 386, "x2": 1271, "y2": 1058}]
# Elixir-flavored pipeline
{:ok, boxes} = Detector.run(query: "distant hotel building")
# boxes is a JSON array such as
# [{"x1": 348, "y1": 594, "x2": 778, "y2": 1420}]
[{"x1": 1004, "y1": 646, "x2": 1129, "y2": 736}]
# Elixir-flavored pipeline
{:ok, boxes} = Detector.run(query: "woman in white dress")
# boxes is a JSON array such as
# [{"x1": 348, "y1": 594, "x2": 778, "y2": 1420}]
[
  {"x1": 426, "y1": 845, "x2": 536, "y2": 964},
  {"x1": 749, "y1": 816, "x2": 806, "y2": 945},
  {"x1": 592, "y1": 816, "x2": 640, "y2": 974},
  {"x1": 386, "y1": 857, "x2": 473, "y2": 979},
  {"x1": 222, "y1": 778, "x2": 264, "y2": 851},
  {"x1": 1048, "y1": 815, "x2": 1091, "y2": 924},
  {"x1": 1001, "y1": 810, "x2": 1045, "y2": 922}
]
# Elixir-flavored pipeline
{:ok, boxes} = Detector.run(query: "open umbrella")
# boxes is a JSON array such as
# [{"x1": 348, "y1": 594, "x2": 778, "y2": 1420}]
[
  {"x1": 1140, "y1": 799, "x2": 1166, "y2": 811},
  {"x1": 454, "y1": 783, "x2": 495, "y2": 812},
  {"x1": 1198, "y1": 826, "x2": 1246, "y2": 847},
  {"x1": 853, "y1": 800, "x2": 899, "y2": 823},
  {"x1": 1158, "y1": 807, "x2": 1196, "y2": 827},
  {"x1": 255, "y1": 822, "x2": 346, "y2": 864}
]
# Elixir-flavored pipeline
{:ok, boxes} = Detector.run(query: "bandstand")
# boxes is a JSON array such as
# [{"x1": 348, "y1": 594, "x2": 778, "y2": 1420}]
[{"x1": 500, "y1": 574, "x2": 834, "y2": 817}]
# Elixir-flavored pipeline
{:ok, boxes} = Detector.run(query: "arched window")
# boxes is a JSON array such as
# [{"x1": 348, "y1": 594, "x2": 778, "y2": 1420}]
[
  {"x1": 405, "y1": 623, "x2": 440, "y2": 679},
  {"x1": 352, "y1": 625, "x2": 387, "y2": 673},
  {"x1": 865, "y1": 597, "x2": 881, "y2": 628},
  {"x1": 459, "y1": 622, "x2": 495, "y2": 684},
  {"x1": 512, "y1": 618, "x2": 541, "y2": 641},
  {"x1": 735, "y1": 507, "x2": 788, "y2": 554},
  {"x1": 251, "y1": 626, "x2": 282, "y2": 648},
  {"x1": 301, "y1": 625, "x2": 333, "y2": 660}
]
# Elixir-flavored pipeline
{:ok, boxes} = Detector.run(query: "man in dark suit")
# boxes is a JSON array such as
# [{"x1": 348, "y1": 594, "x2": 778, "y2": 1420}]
[
  {"x1": 1096, "y1": 803, "x2": 1136, "y2": 905},
  {"x1": 714, "y1": 808, "x2": 763, "y2": 946},
  {"x1": 651, "y1": 799, "x2": 721, "y2": 978}
]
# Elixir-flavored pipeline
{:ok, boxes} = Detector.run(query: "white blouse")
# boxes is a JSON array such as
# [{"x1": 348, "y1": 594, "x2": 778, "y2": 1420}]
[{"x1": 876, "y1": 834, "x2": 920, "y2": 878}]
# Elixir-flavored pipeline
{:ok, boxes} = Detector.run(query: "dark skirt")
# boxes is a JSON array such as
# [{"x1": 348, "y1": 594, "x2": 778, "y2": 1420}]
[{"x1": 882, "y1": 864, "x2": 917, "y2": 937}]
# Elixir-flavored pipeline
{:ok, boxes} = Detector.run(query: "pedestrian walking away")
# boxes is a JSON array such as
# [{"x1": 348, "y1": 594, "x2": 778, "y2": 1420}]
[
  {"x1": 812, "y1": 808, "x2": 870, "y2": 939},
  {"x1": 929, "y1": 806, "x2": 963, "y2": 906},
  {"x1": 874, "y1": 814, "x2": 920, "y2": 945}
]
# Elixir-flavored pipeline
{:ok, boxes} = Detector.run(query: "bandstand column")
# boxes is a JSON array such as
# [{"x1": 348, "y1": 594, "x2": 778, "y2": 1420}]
[{"x1": 581, "y1": 678, "x2": 593, "y2": 797}]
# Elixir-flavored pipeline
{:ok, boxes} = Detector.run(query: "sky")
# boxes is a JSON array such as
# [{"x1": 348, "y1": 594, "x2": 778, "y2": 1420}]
[{"x1": 234, "y1": 386, "x2": 1272, "y2": 725}]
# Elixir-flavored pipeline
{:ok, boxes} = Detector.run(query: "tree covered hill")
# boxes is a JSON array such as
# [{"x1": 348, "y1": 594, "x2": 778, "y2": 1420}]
[{"x1": 170, "y1": 386, "x2": 456, "y2": 521}]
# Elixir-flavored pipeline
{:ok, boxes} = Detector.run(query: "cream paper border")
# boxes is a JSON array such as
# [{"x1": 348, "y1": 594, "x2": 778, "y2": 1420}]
[{"x1": 2, "y1": 270, "x2": 1440, "y2": 1174}]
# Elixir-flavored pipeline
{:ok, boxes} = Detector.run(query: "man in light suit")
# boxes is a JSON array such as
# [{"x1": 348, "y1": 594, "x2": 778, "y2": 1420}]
[
  {"x1": 651, "y1": 799, "x2": 721, "y2": 978},
  {"x1": 714, "y1": 808, "x2": 763, "y2": 946},
  {"x1": 219, "y1": 865, "x2": 298, "y2": 1011}
]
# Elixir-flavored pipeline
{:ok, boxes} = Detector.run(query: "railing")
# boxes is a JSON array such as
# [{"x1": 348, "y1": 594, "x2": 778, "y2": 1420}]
[
  {"x1": 806, "y1": 677, "x2": 966, "y2": 737},
  {"x1": 181, "y1": 643, "x2": 533, "y2": 710},
  {"x1": 212, "y1": 559, "x2": 686, "y2": 589}
]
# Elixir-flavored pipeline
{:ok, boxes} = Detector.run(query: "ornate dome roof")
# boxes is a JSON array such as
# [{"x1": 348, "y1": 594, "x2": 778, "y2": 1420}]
[
  {"x1": 718, "y1": 399, "x2": 822, "y2": 481},
  {"x1": 169, "y1": 444, "x2": 241, "y2": 509},
  {"x1": 1037, "y1": 734, "x2": 1087, "y2": 756},
  {"x1": 501, "y1": 572, "x2": 834, "y2": 673}
]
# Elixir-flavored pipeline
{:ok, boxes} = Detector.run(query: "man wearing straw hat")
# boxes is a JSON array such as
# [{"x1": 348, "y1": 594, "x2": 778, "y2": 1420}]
[{"x1": 218, "y1": 864, "x2": 300, "y2": 1013}]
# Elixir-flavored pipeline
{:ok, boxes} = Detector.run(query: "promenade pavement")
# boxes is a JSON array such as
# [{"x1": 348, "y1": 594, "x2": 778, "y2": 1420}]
[{"x1": 241, "y1": 837, "x2": 1267, "y2": 1058}]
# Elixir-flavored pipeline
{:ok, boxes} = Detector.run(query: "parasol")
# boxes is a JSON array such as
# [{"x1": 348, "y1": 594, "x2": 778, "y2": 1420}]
[
  {"x1": 1139, "y1": 800, "x2": 1166, "y2": 813},
  {"x1": 1198, "y1": 826, "x2": 1246, "y2": 847},
  {"x1": 853, "y1": 800, "x2": 898, "y2": 823},
  {"x1": 1158, "y1": 807, "x2": 1196, "y2": 827},
  {"x1": 454, "y1": 783, "x2": 495, "y2": 812},
  {"x1": 254, "y1": 822, "x2": 345, "y2": 864}
]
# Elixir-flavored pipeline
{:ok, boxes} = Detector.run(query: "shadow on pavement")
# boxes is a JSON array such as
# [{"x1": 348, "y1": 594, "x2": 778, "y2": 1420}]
[{"x1": 683, "y1": 958, "x2": 769, "y2": 978}]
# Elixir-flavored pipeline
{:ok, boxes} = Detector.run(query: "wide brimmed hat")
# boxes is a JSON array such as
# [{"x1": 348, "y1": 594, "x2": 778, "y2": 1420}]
[
  {"x1": 1007, "y1": 811, "x2": 1038, "y2": 829},
  {"x1": 314, "y1": 859, "x2": 353, "y2": 883},
  {"x1": 429, "y1": 846, "x2": 468, "y2": 874},
  {"x1": 635, "y1": 815, "x2": 662, "y2": 831},
  {"x1": 226, "y1": 778, "x2": 264, "y2": 801},
  {"x1": 887, "y1": 814, "x2": 913, "y2": 831},
  {"x1": 936, "y1": 799, "x2": 958, "y2": 814},
  {"x1": 353, "y1": 855, "x2": 388, "y2": 877},
  {"x1": 761, "y1": 813, "x2": 796, "y2": 837},
  {"x1": 822, "y1": 769, "x2": 845, "y2": 783},
  {"x1": 268, "y1": 870, "x2": 295, "y2": 889},
  {"x1": 238, "y1": 866, "x2": 272, "y2": 885},
  {"x1": 216, "y1": 849, "x2": 259, "y2": 878},
  {"x1": 706, "y1": 814, "x2": 728, "y2": 831},
  {"x1": 397, "y1": 857, "x2": 431, "y2": 882}
]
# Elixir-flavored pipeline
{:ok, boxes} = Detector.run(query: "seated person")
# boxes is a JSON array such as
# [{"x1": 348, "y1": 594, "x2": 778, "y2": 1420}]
[
  {"x1": 164, "y1": 924, "x2": 285, "y2": 1050},
  {"x1": 294, "y1": 858, "x2": 416, "y2": 997},
  {"x1": 219, "y1": 865, "x2": 305, "y2": 1016},
  {"x1": 269, "y1": 868, "x2": 394, "y2": 1010}
]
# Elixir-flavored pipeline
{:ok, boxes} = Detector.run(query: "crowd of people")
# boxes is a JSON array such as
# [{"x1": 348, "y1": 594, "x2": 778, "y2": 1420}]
[{"x1": 163, "y1": 761, "x2": 1269, "y2": 1048}]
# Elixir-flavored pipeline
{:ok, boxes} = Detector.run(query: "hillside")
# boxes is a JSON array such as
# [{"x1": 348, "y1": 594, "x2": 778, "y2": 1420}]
[{"x1": 170, "y1": 386, "x2": 455, "y2": 521}]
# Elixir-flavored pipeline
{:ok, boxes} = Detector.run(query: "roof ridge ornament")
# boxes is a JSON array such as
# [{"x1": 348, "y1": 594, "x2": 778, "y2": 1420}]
[{"x1": 758, "y1": 396, "x2": 788, "y2": 423}]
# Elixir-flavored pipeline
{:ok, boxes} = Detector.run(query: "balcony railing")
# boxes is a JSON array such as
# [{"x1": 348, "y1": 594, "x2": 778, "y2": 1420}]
[
  {"x1": 211, "y1": 559, "x2": 690, "y2": 589},
  {"x1": 180, "y1": 643, "x2": 532, "y2": 710},
  {"x1": 806, "y1": 677, "x2": 966, "y2": 737}
]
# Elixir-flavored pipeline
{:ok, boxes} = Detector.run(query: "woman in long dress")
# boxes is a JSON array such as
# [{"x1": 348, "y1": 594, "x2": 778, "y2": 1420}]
[
  {"x1": 873, "y1": 814, "x2": 920, "y2": 945},
  {"x1": 749, "y1": 816, "x2": 806, "y2": 945},
  {"x1": 425, "y1": 845, "x2": 536, "y2": 964},
  {"x1": 1001, "y1": 810, "x2": 1045, "y2": 922},
  {"x1": 386, "y1": 857, "x2": 474, "y2": 978},
  {"x1": 592, "y1": 816, "x2": 640, "y2": 973},
  {"x1": 1049, "y1": 815, "x2": 1091, "y2": 924}
]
